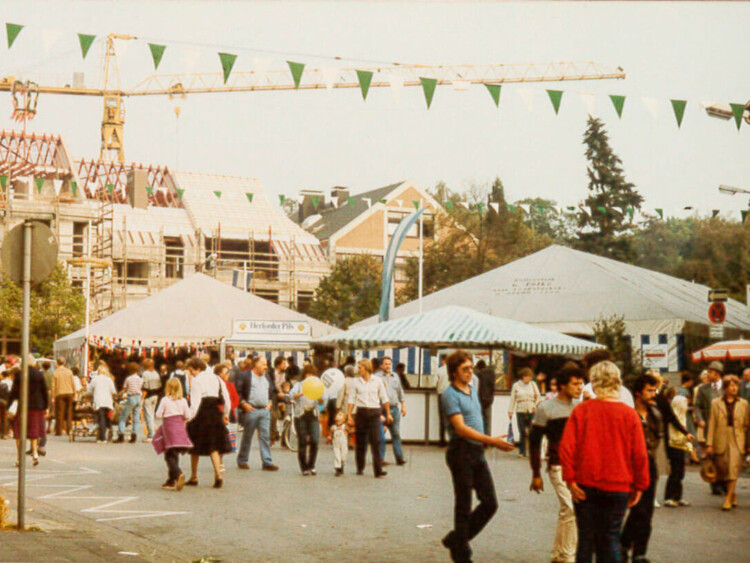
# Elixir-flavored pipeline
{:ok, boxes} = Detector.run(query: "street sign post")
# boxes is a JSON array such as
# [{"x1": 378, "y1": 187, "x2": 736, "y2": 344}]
[
  {"x1": 708, "y1": 289, "x2": 729, "y2": 303},
  {"x1": 707, "y1": 302, "x2": 727, "y2": 325},
  {"x1": 0, "y1": 221, "x2": 58, "y2": 530}
]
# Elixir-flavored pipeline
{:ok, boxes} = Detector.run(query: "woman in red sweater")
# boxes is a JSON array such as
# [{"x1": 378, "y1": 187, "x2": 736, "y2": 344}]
[{"x1": 559, "y1": 361, "x2": 649, "y2": 563}]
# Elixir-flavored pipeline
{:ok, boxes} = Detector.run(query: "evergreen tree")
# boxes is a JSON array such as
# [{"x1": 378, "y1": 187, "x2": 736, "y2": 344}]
[{"x1": 575, "y1": 116, "x2": 643, "y2": 261}]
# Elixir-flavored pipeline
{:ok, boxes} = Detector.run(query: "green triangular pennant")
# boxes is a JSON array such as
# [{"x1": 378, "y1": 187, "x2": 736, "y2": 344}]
[
  {"x1": 6, "y1": 23, "x2": 23, "y2": 49},
  {"x1": 626, "y1": 207, "x2": 634, "y2": 219},
  {"x1": 670, "y1": 100, "x2": 687, "y2": 128},
  {"x1": 610, "y1": 95, "x2": 626, "y2": 118},
  {"x1": 34, "y1": 177, "x2": 44, "y2": 193},
  {"x1": 77, "y1": 33, "x2": 96, "y2": 59},
  {"x1": 148, "y1": 43, "x2": 166, "y2": 70},
  {"x1": 175, "y1": 188, "x2": 185, "y2": 199},
  {"x1": 279, "y1": 194, "x2": 286, "y2": 205},
  {"x1": 356, "y1": 70, "x2": 373, "y2": 100},
  {"x1": 213, "y1": 190, "x2": 222, "y2": 199},
  {"x1": 566, "y1": 206, "x2": 576, "y2": 211},
  {"x1": 742, "y1": 210, "x2": 749, "y2": 224},
  {"x1": 246, "y1": 193, "x2": 254, "y2": 203},
  {"x1": 311, "y1": 195, "x2": 320, "y2": 210},
  {"x1": 145, "y1": 186, "x2": 154, "y2": 196},
  {"x1": 476, "y1": 203, "x2": 485, "y2": 213},
  {"x1": 443, "y1": 201, "x2": 454, "y2": 211},
  {"x1": 287, "y1": 61, "x2": 305, "y2": 89},
  {"x1": 596, "y1": 206, "x2": 607, "y2": 215},
  {"x1": 546, "y1": 90, "x2": 563, "y2": 115},
  {"x1": 508, "y1": 204, "x2": 516, "y2": 213},
  {"x1": 347, "y1": 197, "x2": 355, "y2": 206},
  {"x1": 655, "y1": 208, "x2": 664, "y2": 219},
  {"x1": 218, "y1": 52, "x2": 237, "y2": 84},
  {"x1": 412, "y1": 200, "x2": 420, "y2": 210},
  {"x1": 419, "y1": 77, "x2": 437, "y2": 109},
  {"x1": 379, "y1": 199, "x2": 387, "y2": 204},
  {"x1": 485, "y1": 84, "x2": 501, "y2": 107},
  {"x1": 536, "y1": 204, "x2": 546, "y2": 213},
  {"x1": 106, "y1": 184, "x2": 114, "y2": 195},
  {"x1": 70, "y1": 181, "x2": 78, "y2": 197},
  {"x1": 0, "y1": 175, "x2": 7, "y2": 190},
  {"x1": 712, "y1": 209, "x2": 720, "y2": 218},
  {"x1": 730, "y1": 103, "x2": 745, "y2": 130}
]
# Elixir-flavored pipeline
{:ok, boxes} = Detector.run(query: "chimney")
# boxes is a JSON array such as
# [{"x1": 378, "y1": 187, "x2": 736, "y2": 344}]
[
  {"x1": 330, "y1": 186, "x2": 350, "y2": 207},
  {"x1": 298, "y1": 189, "x2": 325, "y2": 223},
  {"x1": 126, "y1": 169, "x2": 149, "y2": 209}
]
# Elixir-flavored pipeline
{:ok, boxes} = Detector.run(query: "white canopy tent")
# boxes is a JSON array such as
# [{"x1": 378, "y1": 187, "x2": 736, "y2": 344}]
[
  {"x1": 55, "y1": 273, "x2": 338, "y2": 355},
  {"x1": 355, "y1": 245, "x2": 750, "y2": 371}
]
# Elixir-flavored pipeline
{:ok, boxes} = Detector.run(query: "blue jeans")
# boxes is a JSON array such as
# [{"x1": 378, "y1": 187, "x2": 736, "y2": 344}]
[
  {"x1": 574, "y1": 486, "x2": 629, "y2": 563},
  {"x1": 380, "y1": 405, "x2": 404, "y2": 462},
  {"x1": 237, "y1": 408, "x2": 273, "y2": 467},
  {"x1": 118, "y1": 395, "x2": 142, "y2": 438},
  {"x1": 516, "y1": 412, "x2": 533, "y2": 456},
  {"x1": 294, "y1": 413, "x2": 320, "y2": 472}
]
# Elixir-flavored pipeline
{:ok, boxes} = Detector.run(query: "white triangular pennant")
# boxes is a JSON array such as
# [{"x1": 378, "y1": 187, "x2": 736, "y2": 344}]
[
  {"x1": 297, "y1": 195, "x2": 305, "y2": 204},
  {"x1": 579, "y1": 93, "x2": 596, "y2": 116},
  {"x1": 489, "y1": 202, "x2": 499, "y2": 213},
  {"x1": 252, "y1": 57, "x2": 271, "y2": 83},
  {"x1": 642, "y1": 97, "x2": 659, "y2": 119},
  {"x1": 459, "y1": 201, "x2": 470, "y2": 210},
  {"x1": 519, "y1": 203, "x2": 530, "y2": 214},
  {"x1": 452, "y1": 80, "x2": 470, "y2": 91},
  {"x1": 517, "y1": 87, "x2": 534, "y2": 111},
  {"x1": 395, "y1": 199, "x2": 403, "y2": 208},
  {"x1": 330, "y1": 198, "x2": 338, "y2": 208},
  {"x1": 363, "y1": 197, "x2": 371, "y2": 208},
  {"x1": 388, "y1": 73, "x2": 404, "y2": 102},
  {"x1": 53, "y1": 179, "x2": 62, "y2": 196},
  {"x1": 41, "y1": 28, "x2": 64, "y2": 57},
  {"x1": 182, "y1": 46, "x2": 201, "y2": 74},
  {"x1": 321, "y1": 67, "x2": 338, "y2": 92}
]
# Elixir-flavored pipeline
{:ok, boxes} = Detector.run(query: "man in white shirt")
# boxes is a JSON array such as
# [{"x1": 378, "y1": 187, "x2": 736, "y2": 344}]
[
  {"x1": 376, "y1": 357, "x2": 407, "y2": 466},
  {"x1": 87, "y1": 369, "x2": 117, "y2": 443},
  {"x1": 320, "y1": 359, "x2": 345, "y2": 436}
]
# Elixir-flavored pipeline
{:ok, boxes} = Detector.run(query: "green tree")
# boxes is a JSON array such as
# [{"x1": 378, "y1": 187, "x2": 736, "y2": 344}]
[
  {"x1": 593, "y1": 314, "x2": 635, "y2": 377},
  {"x1": 0, "y1": 263, "x2": 85, "y2": 355},
  {"x1": 575, "y1": 117, "x2": 643, "y2": 261},
  {"x1": 399, "y1": 178, "x2": 551, "y2": 302},
  {"x1": 309, "y1": 254, "x2": 383, "y2": 329},
  {"x1": 31, "y1": 263, "x2": 86, "y2": 355},
  {"x1": 514, "y1": 197, "x2": 578, "y2": 242}
]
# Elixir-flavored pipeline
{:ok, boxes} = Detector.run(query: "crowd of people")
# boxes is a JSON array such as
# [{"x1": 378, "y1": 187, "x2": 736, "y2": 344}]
[{"x1": 2, "y1": 349, "x2": 749, "y2": 563}]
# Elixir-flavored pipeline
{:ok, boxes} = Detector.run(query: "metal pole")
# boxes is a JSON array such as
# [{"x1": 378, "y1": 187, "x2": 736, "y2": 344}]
[
  {"x1": 83, "y1": 220, "x2": 92, "y2": 380},
  {"x1": 17, "y1": 220, "x2": 32, "y2": 529},
  {"x1": 418, "y1": 207, "x2": 424, "y2": 315}
]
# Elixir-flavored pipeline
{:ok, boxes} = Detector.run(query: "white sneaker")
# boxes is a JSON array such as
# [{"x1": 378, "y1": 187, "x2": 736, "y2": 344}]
[
  {"x1": 143, "y1": 438, "x2": 152, "y2": 443},
  {"x1": 654, "y1": 499, "x2": 661, "y2": 508},
  {"x1": 663, "y1": 500, "x2": 678, "y2": 508},
  {"x1": 677, "y1": 499, "x2": 691, "y2": 507}
]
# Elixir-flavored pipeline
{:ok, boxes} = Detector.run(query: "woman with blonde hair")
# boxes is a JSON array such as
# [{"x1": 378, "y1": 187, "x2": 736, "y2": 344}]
[{"x1": 706, "y1": 374, "x2": 750, "y2": 511}]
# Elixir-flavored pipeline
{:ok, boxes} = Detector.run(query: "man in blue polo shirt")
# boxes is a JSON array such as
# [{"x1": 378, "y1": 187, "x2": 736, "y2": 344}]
[{"x1": 441, "y1": 350, "x2": 515, "y2": 563}]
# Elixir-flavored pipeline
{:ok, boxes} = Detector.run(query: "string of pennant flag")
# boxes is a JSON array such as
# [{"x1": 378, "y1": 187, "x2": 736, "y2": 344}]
[
  {"x1": 3, "y1": 22, "x2": 746, "y2": 130},
  {"x1": 3, "y1": 173, "x2": 748, "y2": 222},
  {"x1": 85, "y1": 335, "x2": 220, "y2": 358}
]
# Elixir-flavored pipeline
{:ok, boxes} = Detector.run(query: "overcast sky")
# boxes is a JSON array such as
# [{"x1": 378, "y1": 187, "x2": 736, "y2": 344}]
[{"x1": 2, "y1": 1, "x2": 749, "y2": 217}]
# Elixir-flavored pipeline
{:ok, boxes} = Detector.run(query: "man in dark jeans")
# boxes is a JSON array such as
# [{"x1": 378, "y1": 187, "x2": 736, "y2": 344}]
[
  {"x1": 621, "y1": 374, "x2": 663, "y2": 563},
  {"x1": 560, "y1": 361, "x2": 649, "y2": 563},
  {"x1": 441, "y1": 350, "x2": 514, "y2": 563}
]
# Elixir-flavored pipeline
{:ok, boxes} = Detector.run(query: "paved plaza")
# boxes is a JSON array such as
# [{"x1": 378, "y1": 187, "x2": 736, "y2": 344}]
[{"x1": 1, "y1": 435, "x2": 748, "y2": 562}]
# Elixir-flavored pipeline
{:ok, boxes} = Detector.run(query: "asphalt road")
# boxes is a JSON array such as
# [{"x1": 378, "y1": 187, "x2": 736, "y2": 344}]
[{"x1": 1, "y1": 435, "x2": 748, "y2": 562}]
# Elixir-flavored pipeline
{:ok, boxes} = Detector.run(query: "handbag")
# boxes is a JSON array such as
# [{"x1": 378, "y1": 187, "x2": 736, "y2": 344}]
[{"x1": 700, "y1": 456, "x2": 717, "y2": 484}]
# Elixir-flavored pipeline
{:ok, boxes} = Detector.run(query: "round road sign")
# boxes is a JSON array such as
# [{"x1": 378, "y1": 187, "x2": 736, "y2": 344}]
[
  {"x1": 708, "y1": 302, "x2": 727, "y2": 325},
  {"x1": 0, "y1": 221, "x2": 59, "y2": 285}
]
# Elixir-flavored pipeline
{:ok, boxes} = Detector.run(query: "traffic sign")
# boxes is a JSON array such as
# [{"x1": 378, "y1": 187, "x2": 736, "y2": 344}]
[
  {"x1": 708, "y1": 289, "x2": 728, "y2": 303},
  {"x1": 0, "y1": 221, "x2": 58, "y2": 284},
  {"x1": 709, "y1": 325, "x2": 725, "y2": 340},
  {"x1": 708, "y1": 302, "x2": 727, "y2": 324}
]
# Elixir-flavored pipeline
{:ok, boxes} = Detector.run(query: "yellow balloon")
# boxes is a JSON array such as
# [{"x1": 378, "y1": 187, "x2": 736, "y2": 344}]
[{"x1": 302, "y1": 376, "x2": 325, "y2": 401}]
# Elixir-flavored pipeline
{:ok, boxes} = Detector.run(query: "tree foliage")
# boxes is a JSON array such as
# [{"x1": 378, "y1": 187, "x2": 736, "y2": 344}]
[
  {"x1": 309, "y1": 254, "x2": 383, "y2": 329},
  {"x1": 398, "y1": 178, "x2": 551, "y2": 302},
  {"x1": 575, "y1": 116, "x2": 644, "y2": 261},
  {"x1": 593, "y1": 314, "x2": 635, "y2": 376},
  {"x1": 0, "y1": 263, "x2": 86, "y2": 355}
]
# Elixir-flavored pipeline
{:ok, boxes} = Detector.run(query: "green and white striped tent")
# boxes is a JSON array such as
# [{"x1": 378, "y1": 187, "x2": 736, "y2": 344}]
[{"x1": 312, "y1": 305, "x2": 604, "y2": 356}]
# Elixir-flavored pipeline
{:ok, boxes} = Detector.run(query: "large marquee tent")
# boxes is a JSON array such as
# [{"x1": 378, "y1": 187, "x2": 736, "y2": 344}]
[{"x1": 354, "y1": 245, "x2": 750, "y2": 371}]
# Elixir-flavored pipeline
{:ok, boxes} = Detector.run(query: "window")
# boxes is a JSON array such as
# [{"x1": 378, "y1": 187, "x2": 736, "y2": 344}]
[
  {"x1": 164, "y1": 236, "x2": 184, "y2": 279},
  {"x1": 296, "y1": 290, "x2": 314, "y2": 314},
  {"x1": 73, "y1": 222, "x2": 87, "y2": 257}
]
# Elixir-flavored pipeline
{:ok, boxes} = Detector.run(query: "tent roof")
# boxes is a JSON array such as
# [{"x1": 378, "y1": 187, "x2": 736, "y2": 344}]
[
  {"x1": 314, "y1": 305, "x2": 603, "y2": 355},
  {"x1": 56, "y1": 274, "x2": 338, "y2": 347},
  {"x1": 354, "y1": 245, "x2": 750, "y2": 335}
]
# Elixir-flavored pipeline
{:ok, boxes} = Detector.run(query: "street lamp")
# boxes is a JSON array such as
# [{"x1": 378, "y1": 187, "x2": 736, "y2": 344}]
[
  {"x1": 718, "y1": 184, "x2": 750, "y2": 209},
  {"x1": 704, "y1": 101, "x2": 750, "y2": 125}
]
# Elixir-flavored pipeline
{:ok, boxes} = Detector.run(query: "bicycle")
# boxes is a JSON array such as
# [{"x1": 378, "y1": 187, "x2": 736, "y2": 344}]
[{"x1": 279, "y1": 404, "x2": 298, "y2": 452}]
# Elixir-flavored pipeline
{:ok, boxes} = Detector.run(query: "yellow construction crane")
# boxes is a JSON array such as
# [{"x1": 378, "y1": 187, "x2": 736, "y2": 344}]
[{"x1": 0, "y1": 34, "x2": 626, "y2": 163}]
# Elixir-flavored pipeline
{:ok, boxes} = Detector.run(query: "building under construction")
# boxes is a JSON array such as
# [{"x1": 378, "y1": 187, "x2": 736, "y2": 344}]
[{"x1": 0, "y1": 130, "x2": 329, "y2": 354}]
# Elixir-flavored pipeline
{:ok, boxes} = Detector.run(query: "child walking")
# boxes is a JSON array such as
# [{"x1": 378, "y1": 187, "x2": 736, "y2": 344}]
[
  {"x1": 332, "y1": 410, "x2": 349, "y2": 476},
  {"x1": 154, "y1": 378, "x2": 193, "y2": 490}
]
